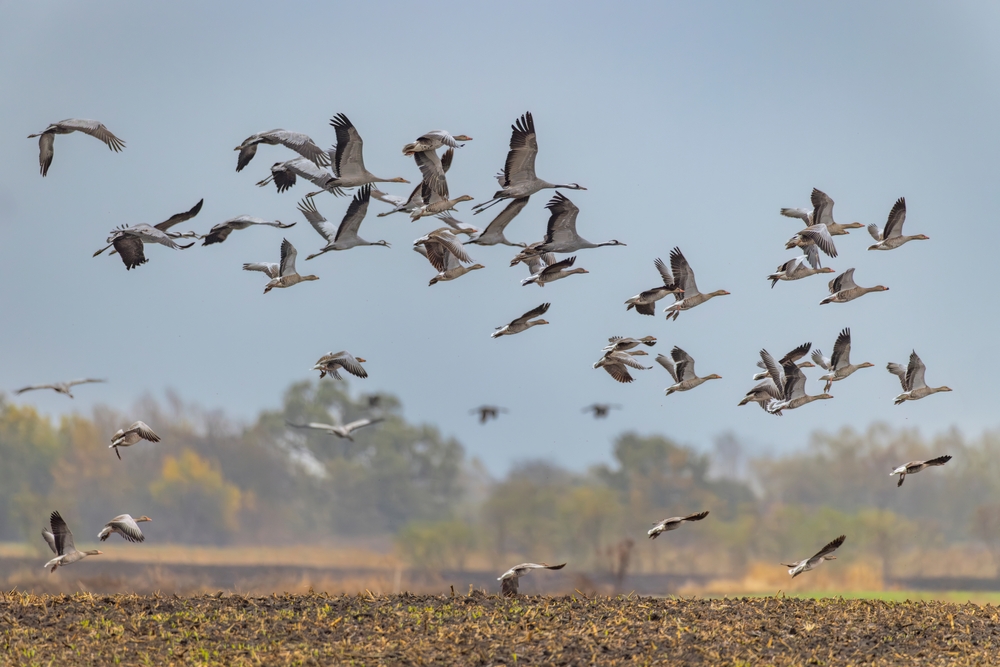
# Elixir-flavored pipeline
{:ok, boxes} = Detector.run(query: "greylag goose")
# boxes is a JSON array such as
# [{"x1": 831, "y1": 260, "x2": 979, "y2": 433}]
[
  {"x1": 767, "y1": 246, "x2": 834, "y2": 287},
  {"x1": 782, "y1": 535, "x2": 845, "y2": 578},
  {"x1": 626, "y1": 257, "x2": 684, "y2": 314},
  {"x1": 737, "y1": 379, "x2": 784, "y2": 411},
  {"x1": 519, "y1": 252, "x2": 558, "y2": 286},
  {"x1": 93, "y1": 199, "x2": 204, "y2": 270},
  {"x1": 752, "y1": 342, "x2": 813, "y2": 381},
  {"x1": 463, "y1": 197, "x2": 529, "y2": 247},
  {"x1": 528, "y1": 193, "x2": 624, "y2": 254},
  {"x1": 98, "y1": 514, "x2": 151, "y2": 542},
  {"x1": 648, "y1": 511, "x2": 709, "y2": 539},
  {"x1": 286, "y1": 418, "x2": 383, "y2": 441},
  {"x1": 662, "y1": 247, "x2": 730, "y2": 320},
  {"x1": 243, "y1": 239, "x2": 319, "y2": 293},
  {"x1": 257, "y1": 157, "x2": 349, "y2": 196},
  {"x1": 305, "y1": 113, "x2": 410, "y2": 195},
  {"x1": 811, "y1": 328, "x2": 874, "y2": 391},
  {"x1": 890, "y1": 455, "x2": 952, "y2": 487},
  {"x1": 473, "y1": 112, "x2": 585, "y2": 214},
  {"x1": 201, "y1": 216, "x2": 295, "y2": 246},
  {"x1": 764, "y1": 355, "x2": 833, "y2": 414},
  {"x1": 781, "y1": 188, "x2": 864, "y2": 236},
  {"x1": 492, "y1": 303, "x2": 551, "y2": 338},
  {"x1": 785, "y1": 223, "x2": 838, "y2": 258},
  {"x1": 819, "y1": 268, "x2": 888, "y2": 305},
  {"x1": 411, "y1": 147, "x2": 452, "y2": 202},
  {"x1": 867, "y1": 197, "x2": 929, "y2": 250},
  {"x1": 603, "y1": 336, "x2": 657, "y2": 353},
  {"x1": 235, "y1": 130, "x2": 329, "y2": 172},
  {"x1": 582, "y1": 403, "x2": 621, "y2": 418},
  {"x1": 312, "y1": 351, "x2": 367, "y2": 380},
  {"x1": 470, "y1": 405, "x2": 508, "y2": 424},
  {"x1": 594, "y1": 350, "x2": 652, "y2": 384},
  {"x1": 410, "y1": 194, "x2": 475, "y2": 221},
  {"x1": 521, "y1": 255, "x2": 588, "y2": 286},
  {"x1": 415, "y1": 245, "x2": 484, "y2": 286},
  {"x1": 498, "y1": 562, "x2": 566, "y2": 596},
  {"x1": 375, "y1": 149, "x2": 454, "y2": 217},
  {"x1": 28, "y1": 119, "x2": 124, "y2": 176},
  {"x1": 299, "y1": 186, "x2": 389, "y2": 259},
  {"x1": 42, "y1": 511, "x2": 102, "y2": 572},
  {"x1": 658, "y1": 347, "x2": 722, "y2": 396},
  {"x1": 15, "y1": 378, "x2": 105, "y2": 398},
  {"x1": 402, "y1": 130, "x2": 472, "y2": 156},
  {"x1": 887, "y1": 351, "x2": 952, "y2": 405},
  {"x1": 110, "y1": 421, "x2": 160, "y2": 460}
]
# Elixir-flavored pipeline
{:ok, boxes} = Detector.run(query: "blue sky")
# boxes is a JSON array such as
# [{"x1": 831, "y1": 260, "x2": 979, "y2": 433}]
[{"x1": 2, "y1": 2, "x2": 998, "y2": 473}]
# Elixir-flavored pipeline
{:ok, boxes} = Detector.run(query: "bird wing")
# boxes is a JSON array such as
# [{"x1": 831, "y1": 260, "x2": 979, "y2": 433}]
[
  {"x1": 286, "y1": 421, "x2": 336, "y2": 432},
  {"x1": 296, "y1": 197, "x2": 338, "y2": 243},
  {"x1": 542, "y1": 193, "x2": 581, "y2": 246},
  {"x1": 829, "y1": 268, "x2": 857, "y2": 293},
  {"x1": 50, "y1": 511, "x2": 75, "y2": 555},
  {"x1": 482, "y1": 197, "x2": 530, "y2": 237},
  {"x1": 155, "y1": 199, "x2": 205, "y2": 232},
  {"x1": 113, "y1": 235, "x2": 148, "y2": 270},
  {"x1": 810, "y1": 188, "x2": 835, "y2": 228},
  {"x1": 669, "y1": 247, "x2": 700, "y2": 295},
  {"x1": 337, "y1": 353, "x2": 369, "y2": 379},
  {"x1": 270, "y1": 130, "x2": 329, "y2": 167},
  {"x1": 106, "y1": 515, "x2": 145, "y2": 543},
  {"x1": 905, "y1": 350, "x2": 927, "y2": 390},
  {"x1": 131, "y1": 421, "x2": 161, "y2": 443},
  {"x1": 329, "y1": 113, "x2": 366, "y2": 180},
  {"x1": 782, "y1": 362, "x2": 806, "y2": 400},
  {"x1": 513, "y1": 302, "x2": 551, "y2": 325},
  {"x1": 780, "y1": 342, "x2": 812, "y2": 366},
  {"x1": 602, "y1": 363, "x2": 634, "y2": 383},
  {"x1": 343, "y1": 417, "x2": 384, "y2": 433},
  {"x1": 279, "y1": 238, "x2": 298, "y2": 276},
  {"x1": 810, "y1": 535, "x2": 845, "y2": 560},
  {"x1": 37, "y1": 133, "x2": 55, "y2": 176},
  {"x1": 923, "y1": 455, "x2": 952, "y2": 467},
  {"x1": 243, "y1": 262, "x2": 279, "y2": 278},
  {"x1": 202, "y1": 224, "x2": 234, "y2": 245},
  {"x1": 887, "y1": 362, "x2": 909, "y2": 391},
  {"x1": 655, "y1": 354, "x2": 679, "y2": 383},
  {"x1": 413, "y1": 150, "x2": 449, "y2": 199},
  {"x1": 425, "y1": 229, "x2": 472, "y2": 264},
  {"x1": 420, "y1": 240, "x2": 453, "y2": 273},
  {"x1": 882, "y1": 197, "x2": 907, "y2": 239},
  {"x1": 780, "y1": 207, "x2": 812, "y2": 224},
  {"x1": 335, "y1": 185, "x2": 372, "y2": 240},
  {"x1": 236, "y1": 142, "x2": 258, "y2": 172},
  {"x1": 15, "y1": 384, "x2": 56, "y2": 394},
  {"x1": 830, "y1": 328, "x2": 852, "y2": 370},
  {"x1": 804, "y1": 244, "x2": 821, "y2": 270},
  {"x1": 759, "y1": 349, "x2": 784, "y2": 389},
  {"x1": 810, "y1": 349, "x2": 831, "y2": 370},
  {"x1": 371, "y1": 188, "x2": 405, "y2": 207},
  {"x1": 867, "y1": 223, "x2": 882, "y2": 241},
  {"x1": 671, "y1": 346, "x2": 697, "y2": 381},
  {"x1": 684, "y1": 511, "x2": 710, "y2": 522},
  {"x1": 653, "y1": 257, "x2": 674, "y2": 287},
  {"x1": 58, "y1": 119, "x2": 126, "y2": 151},
  {"x1": 503, "y1": 112, "x2": 538, "y2": 187},
  {"x1": 799, "y1": 224, "x2": 838, "y2": 258},
  {"x1": 66, "y1": 378, "x2": 106, "y2": 388},
  {"x1": 41, "y1": 528, "x2": 57, "y2": 554},
  {"x1": 540, "y1": 255, "x2": 577, "y2": 277}
]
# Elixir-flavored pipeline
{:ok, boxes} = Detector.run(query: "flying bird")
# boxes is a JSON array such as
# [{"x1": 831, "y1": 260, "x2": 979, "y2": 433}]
[
  {"x1": 312, "y1": 351, "x2": 368, "y2": 380},
  {"x1": 582, "y1": 403, "x2": 621, "y2": 419},
  {"x1": 819, "y1": 268, "x2": 888, "y2": 305},
  {"x1": 286, "y1": 418, "x2": 384, "y2": 441},
  {"x1": 521, "y1": 255, "x2": 589, "y2": 286},
  {"x1": 767, "y1": 246, "x2": 834, "y2": 287},
  {"x1": 625, "y1": 257, "x2": 684, "y2": 314},
  {"x1": 402, "y1": 130, "x2": 472, "y2": 155},
  {"x1": 811, "y1": 328, "x2": 874, "y2": 392},
  {"x1": 781, "y1": 535, "x2": 845, "y2": 578},
  {"x1": 110, "y1": 421, "x2": 160, "y2": 460},
  {"x1": 497, "y1": 562, "x2": 566, "y2": 596},
  {"x1": 470, "y1": 405, "x2": 508, "y2": 424},
  {"x1": 890, "y1": 455, "x2": 952, "y2": 487},
  {"x1": 867, "y1": 197, "x2": 929, "y2": 250},
  {"x1": 781, "y1": 189, "x2": 864, "y2": 236},
  {"x1": 462, "y1": 197, "x2": 529, "y2": 247},
  {"x1": 603, "y1": 336, "x2": 657, "y2": 353},
  {"x1": 305, "y1": 113, "x2": 410, "y2": 195},
  {"x1": 28, "y1": 119, "x2": 125, "y2": 176},
  {"x1": 93, "y1": 199, "x2": 204, "y2": 270},
  {"x1": 648, "y1": 511, "x2": 709, "y2": 539},
  {"x1": 662, "y1": 247, "x2": 730, "y2": 320},
  {"x1": 243, "y1": 239, "x2": 319, "y2": 293},
  {"x1": 42, "y1": 511, "x2": 102, "y2": 572},
  {"x1": 594, "y1": 350, "x2": 652, "y2": 384},
  {"x1": 491, "y1": 303, "x2": 551, "y2": 338},
  {"x1": 256, "y1": 157, "x2": 349, "y2": 196},
  {"x1": 201, "y1": 216, "x2": 295, "y2": 246},
  {"x1": 98, "y1": 514, "x2": 151, "y2": 543},
  {"x1": 299, "y1": 186, "x2": 390, "y2": 260},
  {"x1": 15, "y1": 378, "x2": 105, "y2": 398},
  {"x1": 887, "y1": 351, "x2": 952, "y2": 405},
  {"x1": 657, "y1": 347, "x2": 722, "y2": 396},
  {"x1": 235, "y1": 129, "x2": 329, "y2": 172}
]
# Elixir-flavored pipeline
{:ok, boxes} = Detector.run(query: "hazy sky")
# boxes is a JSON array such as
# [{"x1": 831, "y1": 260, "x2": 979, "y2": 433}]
[{"x1": 2, "y1": 2, "x2": 998, "y2": 474}]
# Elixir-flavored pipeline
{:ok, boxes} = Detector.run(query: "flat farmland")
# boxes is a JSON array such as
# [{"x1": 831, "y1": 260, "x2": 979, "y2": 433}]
[{"x1": 2, "y1": 591, "x2": 999, "y2": 666}]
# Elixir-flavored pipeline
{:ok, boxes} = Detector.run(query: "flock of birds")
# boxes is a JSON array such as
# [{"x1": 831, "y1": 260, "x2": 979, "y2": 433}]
[{"x1": 21, "y1": 111, "x2": 954, "y2": 593}]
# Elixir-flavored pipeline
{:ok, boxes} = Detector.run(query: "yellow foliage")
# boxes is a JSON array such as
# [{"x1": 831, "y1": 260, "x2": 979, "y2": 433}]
[{"x1": 150, "y1": 449, "x2": 242, "y2": 536}]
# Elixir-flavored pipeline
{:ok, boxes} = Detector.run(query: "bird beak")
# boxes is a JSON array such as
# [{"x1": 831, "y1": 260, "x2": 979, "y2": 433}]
[{"x1": 357, "y1": 358, "x2": 367, "y2": 363}]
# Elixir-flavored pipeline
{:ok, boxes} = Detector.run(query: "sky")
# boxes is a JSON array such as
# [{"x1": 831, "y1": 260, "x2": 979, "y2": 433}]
[{"x1": 2, "y1": 2, "x2": 998, "y2": 474}]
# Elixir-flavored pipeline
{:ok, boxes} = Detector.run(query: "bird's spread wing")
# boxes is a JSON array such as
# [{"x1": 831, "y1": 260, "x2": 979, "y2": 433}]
[
  {"x1": 107, "y1": 515, "x2": 145, "y2": 543},
  {"x1": 41, "y1": 528, "x2": 57, "y2": 554},
  {"x1": 542, "y1": 193, "x2": 580, "y2": 246},
  {"x1": 155, "y1": 199, "x2": 204, "y2": 231},
  {"x1": 811, "y1": 535, "x2": 845, "y2": 560},
  {"x1": 780, "y1": 342, "x2": 812, "y2": 365},
  {"x1": 132, "y1": 421, "x2": 161, "y2": 443},
  {"x1": 330, "y1": 113, "x2": 366, "y2": 180},
  {"x1": 50, "y1": 511, "x2": 75, "y2": 555},
  {"x1": 514, "y1": 302, "x2": 550, "y2": 325},
  {"x1": 882, "y1": 197, "x2": 907, "y2": 239},
  {"x1": 905, "y1": 350, "x2": 927, "y2": 390},
  {"x1": 413, "y1": 150, "x2": 449, "y2": 199},
  {"x1": 655, "y1": 354, "x2": 679, "y2": 383},
  {"x1": 830, "y1": 328, "x2": 852, "y2": 369},
  {"x1": 669, "y1": 247, "x2": 699, "y2": 295},
  {"x1": 800, "y1": 225, "x2": 838, "y2": 258},
  {"x1": 243, "y1": 262, "x2": 279, "y2": 278},
  {"x1": 830, "y1": 268, "x2": 857, "y2": 293},
  {"x1": 37, "y1": 133, "x2": 55, "y2": 176},
  {"x1": 671, "y1": 346, "x2": 697, "y2": 381},
  {"x1": 482, "y1": 197, "x2": 529, "y2": 237},
  {"x1": 296, "y1": 198, "x2": 338, "y2": 243},
  {"x1": 344, "y1": 417, "x2": 384, "y2": 433},
  {"x1": 653, "y1": 257, "x2": 674, "y2": 286},
  {"x1": 810, "y1": 188, "x2": 835, "y2": 227},
  {"x1": 279, "y1": 238, "x2": 298, "y2": 276},
  {"x1": 336, "y1": 185, "x2": 372, "y2": 239},
  {"x1": 503, "y1": 112, "x2": 538, "y2": 187},
  {"x1": 113, "y1": 235, "x2": 148, "y2": 270},
  {"x1": 887, "y1": 362, "x2": 909, "y2": 391},
  {"x1": 59, "y1": 119, "x2": 126, "y2": 151}
]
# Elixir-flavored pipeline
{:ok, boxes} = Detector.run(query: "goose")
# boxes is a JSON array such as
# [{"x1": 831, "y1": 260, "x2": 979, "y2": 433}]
[
  {"x1": 867, "y1": 197, "x2": 929, "y2": 250},
  {"x1": 244, "y1": 239, "x2": 319, "y2": 294},
  {"x1": 530, "y1": 193, "x2": 625, "y2": 254},
  {"x1": 765, "y1": 356, "x2": 833, "y2": 414},
  {"x1": 42, "y1": 511, "x2": 102, "y2": 572},
  {"x1": 409, "y1": 194, "x2": 475, "y2": 221},
  {"x1": 648, "y1": 511, "x2": 709, "y2": 539},
  {"x1": 662, "y1": 247, "x2": 730, "y2": 320},
  {"x1": 110, "y1": 421, "x2": 160, "y2": 460},
  {"x1": 256, "y1": 157, "x2": 350, "y2": 196},
  {"x1": 521, "y1": 255, "x2": 588, "y2": 286},
  {"x1": 626, "y1": 257, "x2": 684, "y2": 314},
  {"x1": 436, "y1": 212, "x2": 480, "y2": 237},
  {"x1": 375, "y1": 149, "x2": 454, "y2": 217},
  {"x1": 492, "y1": 303, "x2": 551, "y2": 338},
  {"x1": 286, "y1": 418, "x2": 383, "y2": 441},
  {"x1": 603, "y1": 336, "x2": 657, "y2": 353},
  {"x1": 594, "y1": 350, "x2": 652, "y2": 384},
  {"x1": 887, "y1": 351, "x2": 952, "y2": 405},
  {"x1": 304, "y1": 113, "x2": 410, "y2": 195},
  {"x1": 415, "y1": 244, "x2": 485, "y2": 286},
  {"x1": 470, "y1": 405, "x2": 508, "y2": 424},
  {"x1": 819, "y1": 268, "x2": 888, "y2": 305},
  {"x1": 28, "y1": 119, "x2": 125, "y2": 176},
  {"x1": 498, "y1": 562, "x2": 566, "y2": 596},
  {"x1": 737, "y1": 379, "x2": 784, "y2": 411},
  {"x1": 751, "y1": 342, "x2": 814, "y2": 381},
  {"x1": 890, "y1": 455, "x2": 952, "y2": 487},
  {"x1": 411, "y1": 147, "x2": 452, "y2": 201},
  {"x1": 98, "y1": 514, "x2": 151, "y2": 542},
  {"x1": 15, "y1": 378, "x2": 105, "y2": 398},
  {"x1": 781, "y1": 188, "x2": 864, "y2": 236},
  {"x1": 312, "y1": 351, "x2": 367, "y2": 380},
  {"x1": 785, "y1": 223, "x2": 838, "y2": 258},
  {"x1": 414, "y1": 228, "x2": 475, "y2": 266},
  {"x1": 298, "y1": 186, "x2": 389, "y2": 260},
  {"x1": 658, "y1": 347, "x2": 722, "y2": 396},
  {"x1": 782, "y1": 535, "x2": 845, "y2": 578},
  {"x1": 517, "y1": 252, "x2": 557, "y2": 286},
  {"x1": 463, "y1": 197, "x2": 529, "y2": 247},
  {"x1": 201, "y1": 216, "x2": 295, "y2": 246},
  {"x1": 402, "y1": 130, "x2": 472, "y2": 155},
  {"x1": 93, "y1": 199, "x2": 203, "y2": 270},
  {"x1": 472, "y1": 112, "x2": 586, "y2": 214},
  {"x1": 582, "y1": 403, "x2": 621, "y2": 418},
  {"x1": 811, "y1": 328, "x2": 874, "y2": 391},
  {"x1": 767, "y1": 246, "x2": 835, "y2": 287},
  {"x1": 235, "y1": 130, "x2": 329, "y2": 172}
]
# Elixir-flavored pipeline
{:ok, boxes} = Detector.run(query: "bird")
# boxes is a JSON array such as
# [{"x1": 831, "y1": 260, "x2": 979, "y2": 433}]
[
  {"x1": 594, "y1": 350, "x2": 652, "y2": 384},
  {"x1": 811, "y1": 328, "x2": 874, "y2": 392},
  {"x1": 785, "y1": 223, "x2": 838, "y2": 259},
  {"x1": 235, "y1": 130, "x2": 330, "y2": 172},
  {"x1": 306, "y1": 113, "x2": 410, "y2": 195},
  {"x1": 256, "y1": 157, "x2": 349, "y2": 196},
  {"x1": 472, "y1": 112, "x2": 586, "y2": 214},
  {"x1": 867, "y1": 197, "x2": 929, "y2": 250},
  {"x1": 375, "y1": 149, "x2": 454, "y2": 217},
  {"x1": 647, "y1": 511, "x2": 710, "y2": 539},
  {"x1": 781, "y1": 535, "x2": 845, "y2": 578},
  {"x1": 582, "y1": 403, "x2": 621, "y2": 419},
  {"x1": 887, "y1": 351, "x2": 952, "y2": 405},
  {"x1": 92, "y1": 199, "x2": 204, "y2": 270},
  {"x1": 14, "y1": 378, "x2": 105, "y2": 398},
  {"x1": 402, "y1": 130, "x2": 472, "y2": 155},
  {"x1": 819, "y1": 268, "x2": 889, "y2": 305},
  {"x1": 98, "y1": 514, "x2": 151, "y2": 543},
  {"x1": 28, "y1": 119, "x2": 125, "y2": 176},
  {"x1": 409, "y1": 194, "x2": 475, "y2": 221},
  {"x1": 286, "y1": 418, "x2": 384, "y2": 441},
  {"x1": 492, "y1": 303, "x2": 551, "y2": 338},
  {"x1": 752, "y1": 342, "x2": 813, "y2": 381},
  {"x1": 411, "y1": 147, "x2": 453, "y2": 202},
  {"x1": 312, "y1": 352, "x2": 367, "y2": 380},
  {"x1": 737, "y1": 379, "x2": 784, "y2": 411},
  {"x1": 767, "y1": 246, "x2": 835, "y2": 287},
  {"x1": 890, "y1": 455, "x2": 952, "y2": 487},
  {"x1": 42, "y1": 511, "x2": 102, "y2": 572},
  {"x1": 243, "y1": 238, "x2": 319, "y2": 294},
  {"x1": 764, "y1": 355, "x2": 833, "y2": 415},
  {"x1": 658, "y1": 347, "x2": 722, "y2": 396},
  {"x1": 201, "y1": 216, "x2": 296, "y2": 246},
  {"x1": 625, "y1": 257, "x2": 684, "y2": 314},
  {"x1": 662, "y1": 247, "x2": 730, "y2": 320},
  {"x1": 436, "y1": 212, "x2": 481, "y2": 237},
  {"x1": 528, "y1": 193, "x2": 625, "y2": 254},
  {"x1": 602, "y1": 336, "x2": 658, "y2": 353},
  {"x1": 497, "y1": 562, "x2": 566, "y2": 596},
  {"x1": 299, "y1": 186, "x2": 389, "y2": 260},
  {"x1": 470, "y1": 405, "x2": 508, "y2": 424},
  {"x1": 109, "y1": 421, "x2": 160, "y2": 460},
  {"x1": 463, "y1": 197, "x2": 529, "y2": 247},
  {"x1": 521, "y1": 255, "x2": 589, "y2": 286},
  {"x1": 781, "y1": 189, "x2": 865, "y2": 236},
  {"x1": 415, "y1": 244, "x2": 485, "y2": 286}
]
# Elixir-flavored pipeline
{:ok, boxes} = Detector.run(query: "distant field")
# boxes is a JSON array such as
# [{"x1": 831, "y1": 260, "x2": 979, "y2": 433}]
[{"x1": 2, "y1": 591, "x2": 998, "y2": 666}]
